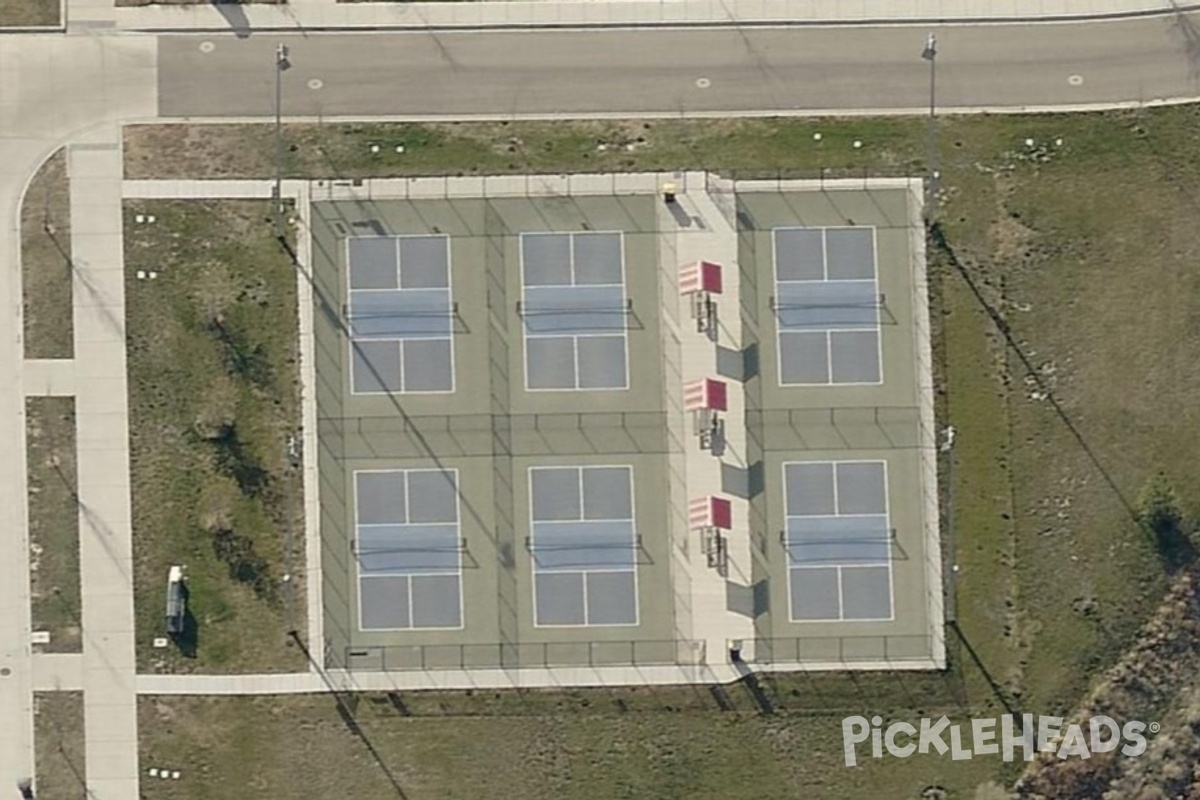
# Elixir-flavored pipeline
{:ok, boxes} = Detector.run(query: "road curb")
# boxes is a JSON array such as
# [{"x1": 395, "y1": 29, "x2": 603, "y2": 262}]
[{"x1": 70, "y1": 0, "x2": 1200, "y2": 36}]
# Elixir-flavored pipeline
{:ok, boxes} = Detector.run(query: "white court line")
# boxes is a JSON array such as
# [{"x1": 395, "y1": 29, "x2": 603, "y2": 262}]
[
  {"x1": 772, "y1": 225, "x2": 883, "y2": 386},
  {"x1": 528, "y1": 465, "x2": 640, "y2": 627},
  {"x1": 521, "y1": 231, "x2": 630, "y2": 391},
  {"x1": 345, "y1": 234, "x2": 456, "y2": 395},
  {"x1": 353, "y1": 469, "x2": 465, "y2": 632},
  {"x1": 781, "y1": 460, "x2": 895, "y2": 623}
]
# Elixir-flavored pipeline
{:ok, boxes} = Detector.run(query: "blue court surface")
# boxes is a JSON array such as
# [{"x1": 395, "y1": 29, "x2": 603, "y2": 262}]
[
  {"x1": 355, "y1": 469, "x2": 464, "y2": 630},
  {"x1": 528, "y1": 465, "x2": 639, "y2": 626},
  {"x1": 783, "y1": 461, "x2": 893, "y2": 622},
  {"x1": 773, "y1": 227, "x2": 882, "y2": 386},
  {"x1": 520, "y1": 232, "x2": 630, "y2": 391},
  {"x1": 347, "y1": 235, "x2": 455, "y2": 394}
]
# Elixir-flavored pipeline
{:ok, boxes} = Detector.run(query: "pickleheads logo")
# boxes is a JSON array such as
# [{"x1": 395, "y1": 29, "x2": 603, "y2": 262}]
[{"x1": 841, "y1": 714, "x2": 1158, "y2": 767}]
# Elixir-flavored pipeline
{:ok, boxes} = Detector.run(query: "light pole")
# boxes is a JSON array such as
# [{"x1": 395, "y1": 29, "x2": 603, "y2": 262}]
[
  {"x1": 273, "y1": 43, "x2": 289, "y2": 240},
  {"x1": 921, "y1": 32, "x2": 938, "y2": 223}
]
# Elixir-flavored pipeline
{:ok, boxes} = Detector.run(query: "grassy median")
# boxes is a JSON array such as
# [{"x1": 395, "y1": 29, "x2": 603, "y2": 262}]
[
  {"x1": 34, "y1": 692, "x2": 85, "y2": 798},
  {"x1": 124, "y1": 107, "x2": 1200, "y2": 795},
  {"x1": 124, "y1": 199, "x2": 305, "y2": 674},
  {"x1": 21, "y1": 148, "x2": 73, "y2": 360},
  {"x1": 26, "y1": 397, "x2": 82, "y2": 653},
  {"x1": 0, "y1": 0, "x2": 59, "y2": 27}
]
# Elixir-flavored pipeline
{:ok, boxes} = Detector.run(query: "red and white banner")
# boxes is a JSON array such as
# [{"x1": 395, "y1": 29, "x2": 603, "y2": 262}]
[
  {"x1": 684, "y1": 377, "x2": 728, "y2": 412},
  {"x1": 679, "y1": 260, "x2": 723, "y2": 295},
  {"x1": 689, "y1": 496, "x2": 733, "y2": 530}
]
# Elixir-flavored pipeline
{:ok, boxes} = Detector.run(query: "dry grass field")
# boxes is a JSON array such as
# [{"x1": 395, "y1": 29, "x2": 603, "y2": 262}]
[
  {"x1": 124, "y1": 200, "x2": 306, "y2": 674},
  {"x1": 123, "y1": 106, "x2": 1200, "y2": 797}
]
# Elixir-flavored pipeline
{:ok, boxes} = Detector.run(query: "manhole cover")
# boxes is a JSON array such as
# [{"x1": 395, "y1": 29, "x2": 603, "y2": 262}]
[
  {"x1": 308, "y1": 78, "x2": 324, "y2": 90},
  {"x1": 199, "y1": 41, "x2": 215, "y2": 54},
  {"x1": 695, "y1": 77, "x2": 711, "y2": 89},
  {"x1": 1068, "y1": 74, "x2": 1084, "y2": 86}
]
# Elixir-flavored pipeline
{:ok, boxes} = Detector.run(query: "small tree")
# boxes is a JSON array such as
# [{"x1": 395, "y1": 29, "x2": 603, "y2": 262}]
[{"x1": 1138, "y1": 472, "x2": 1195, "y2": 570}]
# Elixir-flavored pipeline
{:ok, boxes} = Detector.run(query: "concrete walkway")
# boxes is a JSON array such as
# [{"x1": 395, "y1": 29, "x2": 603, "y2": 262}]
[
  {"x1": 65, "y1": 0, "x2": 1200, "y2": 33},
  {"x1": 0, "y1": 30, "x2": 157, "y2": 796},
  {"x1": 0, "y1": 153, "x2": 36, "y2": 800},
  {"x1": 70, "y1": 126, "x2": 140, "y2": 800},
  {"x1": 138, "y1": 672, "x2": 327, "y2": 695},
  {"x1": 31, "y1": 653, "x2": 84, "y2": 692},
  {"x1": 666, "y1": 172, "x2": 757, "y2": 662},
  {"x1": 24, "y1": 360, "x2": 76, "y2": 397}
]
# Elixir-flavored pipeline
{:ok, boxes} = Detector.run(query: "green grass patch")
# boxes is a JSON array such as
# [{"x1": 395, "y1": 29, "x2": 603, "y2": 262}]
[
  {"x1": 26, "y1": 397, "x2": 82, "y2": 653},
  {"x1": 21, "y1": 148, "x2": 73, "y2": 360},
  {"x1": 125, "y1": 200, "x2": 305, "y2": 673}
]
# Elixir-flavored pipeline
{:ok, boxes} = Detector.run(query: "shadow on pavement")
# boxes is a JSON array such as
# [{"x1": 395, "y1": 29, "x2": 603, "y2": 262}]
[{"x1": 213, "y1": 0, "x2": 251, "y2": 39}]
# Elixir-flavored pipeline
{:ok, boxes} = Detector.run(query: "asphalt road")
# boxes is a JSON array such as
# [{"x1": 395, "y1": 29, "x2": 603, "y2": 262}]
[{"x1": 159, "y1": 18, "x2": 1200, "y2": 120}]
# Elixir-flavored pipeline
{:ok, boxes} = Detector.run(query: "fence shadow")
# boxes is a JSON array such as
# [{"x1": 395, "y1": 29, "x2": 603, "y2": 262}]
[
  {"x1": 929, "y1": 221, "x2": 1140, "y2": 528},
  {"x1": 289, "y1": 631, "x2": 411, "y2": 799}
]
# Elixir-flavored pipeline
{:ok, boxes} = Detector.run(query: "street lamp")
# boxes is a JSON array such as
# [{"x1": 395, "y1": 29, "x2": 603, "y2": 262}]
[
  {"x1": 273, "y1": 43, "x2": 290, "y2": 240},
  {"x1": 921, "y1": 32, "x2": 938, "y2": 222}
]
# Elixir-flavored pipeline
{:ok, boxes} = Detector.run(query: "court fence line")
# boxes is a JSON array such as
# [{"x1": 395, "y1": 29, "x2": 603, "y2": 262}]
[
  {"x1": 321, "y1": 410, "x2": 671, "y2": 434},
  {"x1": 339, "y1": 639, "x2": 706, "y2": 671},
  {"x1": 315, "y1": 168, "x2": 925, "y2": 205},
  {"x1": 752, "y1": 634, "x2": 936, "y2": 665},
  {"x1": 323, "y1": 406, "x2": 932, "y2": 433},
  {"x1": 337, "y1": 633, "x2": 938, "y2": 671}
]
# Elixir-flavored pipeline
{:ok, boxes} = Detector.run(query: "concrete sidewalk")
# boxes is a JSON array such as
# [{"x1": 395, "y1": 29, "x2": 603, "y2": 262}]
[
  {"x1": 31, "y1": 653, "x2": 85, "y2": 691},
  {"x1": 66, "y1": 0, "x2": 1198, "y2": 33},
  {"x1": 70, "y1": 127, "x2": 140, "y2": 800},
  {"x1": 24, "y1": 359, "x2": 76, "y2": 396},
  {"x1": 0, "y1": 33, "x2": 157, "y2": 798},
  {"x1": 664, "y1": 173, "x2": 757, "y2": 662},
  {"x1": 0, "y1": 146, "x2": 38, "y2": 800}
]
